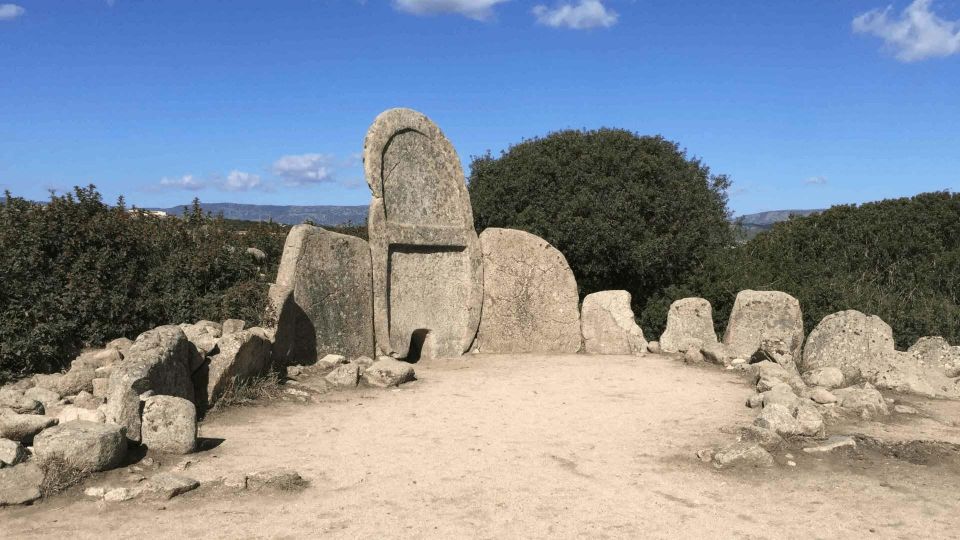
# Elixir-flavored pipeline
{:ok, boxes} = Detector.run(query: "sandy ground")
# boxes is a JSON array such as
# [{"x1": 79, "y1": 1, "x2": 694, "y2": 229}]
[{"x1": 4, "y1": 353, "x2": 960, "y2": 539}]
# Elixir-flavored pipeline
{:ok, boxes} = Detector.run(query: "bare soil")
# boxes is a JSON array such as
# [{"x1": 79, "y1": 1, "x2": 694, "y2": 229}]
[{"x1": 5, "y1": 353, "x2": 960, "y2": 539}]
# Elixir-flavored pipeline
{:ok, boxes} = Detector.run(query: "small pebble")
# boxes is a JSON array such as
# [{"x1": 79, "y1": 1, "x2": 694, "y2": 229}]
[{"x1": 787, "y1": 461, "x2": 797, "y2": 467}]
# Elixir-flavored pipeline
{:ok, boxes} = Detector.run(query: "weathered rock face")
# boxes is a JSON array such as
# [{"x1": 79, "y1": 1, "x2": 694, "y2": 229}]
[
  {"x1": 0, "y1": 388, "x2": 43, "y2": 415},
  {"x1": 271, "y1": 225, "x2": 375, "y2": 366},
  {"x1": 33, "y1": 421, "x2": 127, "y2": 472},
  {"x1": 580, "y1": 291, "x2": 646, "y2": 355},
  {"x1": 70, "y1": 348, "x2": 121, "y2": 371},
  {"x1": 909, "y1": 336, "x2": 960, "y2": 376},
  {"x1": 723, "y1": 290, "x2": 804, "y2": 360},
  {"x1": 141, "y1": 396, "x2": 196, "y2": 455},
  {"x1": 180, "y1": 320, "x2": 222, "y2": 356},
  {"x1": 23, "y1": 387, "x2": 59, "y2": 412},
  {"x1": 0, "y1": 463, "x2": 43, "y2": 507},
  {"x1": 873, "y1": 351, "x2": 960, "y2": 399},
  {"x1": 364, "y1": 108, "x2": 483, "y2": 361},
  {"x1": 802, "y1": 367, "x2": 845, "y2": 389},
  {"x1": 833, "y1": 383, "x2": 889, "y2": 417},
  {"x1": 324, "y1": 363, "x2": 360, "y2": 389},
  {"x1": 474, "y1": 228, "x2": 581, "y2": 354},
  {"x1": 660, "y1": 298, "x2": 718, "y2": 353},
  {"x1": 749, "y1": 338, "x2": 799, "y2": 374},
  {"x1": 800, "y1": 310, "x2": 897, "y2": 386},
  {"x1": 206, "y1": 328, "x2": 274, "y2": 405},
  {"x1": 0, "y1": 410, "x2": 57, "y2": 444},
  {"x1": 0, "y1": 438, "x2": 27, "y2": 467},
  {"x1": 56, "y1": 405, "x2": 105, "y2": 424},
  {"x1": 361, "y1": 357, "x2": 416, "y2": 388},
  {"x1": 104, "y1": 326, "x2": 196, "y2": 442},
  {"x1": 712, "y1": 442, "x2": 775, "y2": 468},
  {"x1": 222, "y1": 319, "x2": 246, "y2": 335}
]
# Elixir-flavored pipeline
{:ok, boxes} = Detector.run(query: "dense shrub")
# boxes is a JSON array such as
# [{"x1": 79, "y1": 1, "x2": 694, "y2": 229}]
[
  {"x1": 468, "y1": 128, "x2": 733, "y2": 317},
  {"x1": 0, "y1": 187, "x2": 287, "y2": 382},
  {"x1": 640, "y1": 192, "x2": 960, "y2": 349}
]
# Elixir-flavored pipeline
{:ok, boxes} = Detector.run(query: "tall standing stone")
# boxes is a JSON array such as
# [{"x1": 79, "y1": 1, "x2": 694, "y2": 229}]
[
  {"x1": 364, "y1": 108, "x2": 483, "y2": 361},
  {"x1": 270, "y1": 225, "x2": 374, "y2": 366},
  {"x1": 581, "y1": 290, "x2": 645, "y2": 355},
  {"x1": 722, "y1": 290, "x2": 804, "y2": 360},
  {"x1": 659, "y1": 297, "x2": 718, "y2": 353},
  {"x1": 474, "y1": 228, "x2": 581, "y2": 354}
]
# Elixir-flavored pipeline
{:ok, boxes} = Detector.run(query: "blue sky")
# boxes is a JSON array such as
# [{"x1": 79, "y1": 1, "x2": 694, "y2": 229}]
[{"x1": 1, "y1": 0, "x2": 958, "y2": 215}]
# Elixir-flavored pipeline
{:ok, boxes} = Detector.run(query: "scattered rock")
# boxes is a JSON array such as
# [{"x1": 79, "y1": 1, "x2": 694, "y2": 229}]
[
  {"x1": 809, "y1": 387, "x2": 838, "y2": 404},
  {"x1": 750, "y1": 338, "x2": 799, "y2": 373},
  {"x1": 33, "y1": 421, "x2": 127, "y2": 472},
  {"x1": 737, "y1": 425, "x2": 785, "y2": 451},
  {"x1": 246, "y1": 468, "x2": 307, "y2": 491},
  {"x1": 475, "y1": 228, "x2": 582, "y2": 354},
  {"x1": 140, "y1": 472, "x2": 200, "y2": 499},
  {"x1": 580, "y1": 290, "x2": 647, "y2": 355},
  {"x1": 0, "y1": 388, "x2": 43, "y2": 415},
  {"x1": 894, "y1": 404, "x2": 919, "y2": 414},
  {"x1": 83, "y1": 486, "x2": 106, "y2": 498},
  {"x1": 31, "y1": 373, "x2": 63, "y2": 393},
  {"x1": 222, "y1": 472, "x2": 248, "y2": 489},
  {"x1": 70, "y1": 348, "x2": 121, "y2": 371},
  {"x1": 701, "y1": 342, "x2": 734, "y2": 365},
  {"x1": 752, "y1": 361, "x2": 806, "y2": 394},
  {"x1": 222, "y1": 319, "x2": 246, "y2": 335},
  {"x1": 246, "y1": 247, "x2": 267, "y2": 263},
  {"x1": 803, "y1": 435, "x2": 857, "y2": 454},
  {"x1": 55, "y1": 368, "x2": 98, "y2": 396},
  {"x1": 723, "y1": 290, "x2": 804, "y2": 361},
  {"x1": 0, "y1": 410, "x2": 58, "y2": 444},
  {"x1": 103, "y1": 486, "x2": 139, "y2": 502},
  {"x1": 833, "y1": 383, "x2": 889, "y2": 418},
  {"x1": 746, "y1": 393, "x2": 764, "y2": 409},
  {"x1": 683, "y1": 348, "x2": 706, "y2": 364},
  {"x1": 56, "y1": 405, "x2": 106, "y2": 424},
  {"x1": 760, "y1": 384, "x2": 801, "y2": 411},
  {"x1": 23, "y1": 387, "x2": 60, "y2": 412},
  {"x1": 324, "y1": 363, "x2": 360, "y2": 389},
  {"x1": 660, "y1": 297, "x2": 718, "y2": 353},
  {"x1": 91, "y1": 378, "x2": 109, "y2": 400},
  {"x1": 794, "y1": 401, "x2": 825, "y2": 436},
  {"x1": 180, "y1": 320, "x2": 223, "y2": 356},
  {"x1": 361, "y1": 357, "x2": 416, "y2": 388},
  {"x1": 316, "y1": 354, "x2": 347, "y2": 370},
  {"x1": 106, "y1": 337, "x2": 135, "y2": 357},
  {"x1": 354, "y1": 356, "x2": 375, "y2": 370},
  {"x1": 0, "y1": 463, "x2": 43, "y2": 507},
  {"x1": 753, "y1": 403, "x2": 802, "y2": 437},
  {"x1": 712, "y1": 442, "x2": 775, "y2": 468},
  {"x1": 0, "y1": 438, "x2": 27, "y2": 467},
  {"x1": 141, "y1": 396, "x2": 196, "y2": 455},
  {"x1": 802, "y1": 367, "x2": 845, "y2": 390},
  {"x1": 70, "y1": 390, "x2": 100, "y2": 409},
  {"x1": 647, "y1": 341, "x2": 662, "y2": 354},
  {"x1": 696, "y1": 448, "x2": 714, "y2": 463},
  {"x1": 206, "y1": 327, "x2": 274, "y2": 405}
]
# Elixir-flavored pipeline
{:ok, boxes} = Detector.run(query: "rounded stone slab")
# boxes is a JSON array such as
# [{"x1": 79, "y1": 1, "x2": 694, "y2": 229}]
[
  {"x1": 722, "y1": 290, "x2": 804, "y2": 361},
  {"x1": 659, "y1": 297, "x2": 718, "y2": 353},
  {"x1": 581, "y1": 290, "x2": 646, "y2": 355},
  {"x1": 801, "y1": 310, "x2": 898, "y2": 386},
  {"x1": 141, "y1": 395, "x2": 196, "y2": 455},
  {"x1": 475, "y1": 228, "x2": 581, "y2": 354},
  {"x1": 33, "y1": 420, "x2": 127, "y2": 472},
  {"x1": 363, "y1": 108, "x2": 483, "y2": 360}
]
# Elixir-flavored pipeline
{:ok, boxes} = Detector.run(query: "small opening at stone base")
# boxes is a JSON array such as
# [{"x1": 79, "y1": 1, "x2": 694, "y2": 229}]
[{"x1": 406, "y1": 329, "x2": 431, "y2": 364}]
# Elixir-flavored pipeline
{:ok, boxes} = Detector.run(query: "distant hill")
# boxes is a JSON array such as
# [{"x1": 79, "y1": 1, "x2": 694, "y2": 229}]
[
  {"x1": 153, "y1": 203, "x2": 369, "y2": 226},
  {"x1": 734, "y1": 209, "x2": 823, "y2": 241}
]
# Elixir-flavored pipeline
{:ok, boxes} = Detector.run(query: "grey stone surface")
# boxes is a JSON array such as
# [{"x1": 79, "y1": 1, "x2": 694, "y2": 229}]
[
  {"x1": 140, "y1": 472, "x2": 200, "y2": 499},
  {"x1": 70, "y1": 348, "x2": 122, "y2": 371},
  {"x1": 0, "y1": 438, "x2": 27, "y2": 467},
  {"x1": 141, "y1": 396, "x2": 196, "y2": 455},
  {"x1": 753, "y1": 403, "x2": 802, "y2": 436},
  {"x1": 207, "y1": 328, "x2": 274, "y2": 405},
  {"x1": 271, "y1": 226, "x2": 374, "y2": 368},
  {"x1": 647, "y1": 341, "x2": 661, "y2": 354},
  {"x1": 23, "y1": 387, "x2": 59, "y2": 411},
  {"x1": 802, "y1": 367, "x2": 845, "y2": 389},
  {"x1": 106, "y1": 337, "x2": 134, "y2": 358},
  {"x1": 723, "y1": 290, "x2": 804, "y2": 360},
  {"x1": 364, "y1": 108, "x2": 483, "y2": 361},
  {"x1": 795, "y1": 401, "x2": 825, "y2": 436},
  {"x1": 0, "y1": 409, "x2": 57, "y2": 443},
  {"x1": 33, "y1": 421, "x2": 127, "y2": 472},
  {"x1": 180, "y1": 320, "x2": 223, "y2": 356},
  {"x1": 475, "y1": 228, "x2": 581, "y2": 354},
  {"x1": 750, "y1": 338, "x2": 799, "y2": 374},
  {"x1": 222, "y1": 319, "x2": 246, "y2": 335},
  {"x1": 660, "y1": 297, "x2": 718, "y2": 353},
  {"x1": 55, "y1": 368, "x2": 97, "y2": 396},
  {"x1": 803, "y1": 435, "x2": 857, "y2": 454},
  {"x1": 809, "y1": 387, "x2": 838, "y2": 404},
  {"x1": 580, "y1": 290, "x2": 646, "y2": 355},
  {"x1": 56, "y1": 405, "x2": 106, "y2": 424},
  {"x1": 0, "y1": 463, "x2": 43, "y2": 507},
  {"x1": 104, "y1": 325, "x2": 196, "y2": 442},
  {"x1": 833, "y1": 383, "x2": 889, "y2": 417},
  {"x1": 737, "y1": 425, "x2": 785, "y2": 452},
  {"x1": 0, "y1": 388, "x2": 43, "y2": 415},
  {"x1": 712, "y1": 442, "x2": 775, "y2": 468},
  {"x1": 700, "y1": 342, "x2": 734, "y2": 365},
  {"x1": 324, "y1": 363, "x2": 360, "y2": 389},
  {"x1": 801, "y1": 310, "x2": 897, "y2": 386},
  {"x1": 361, "y1": 357, "x2": 416, "y2": 388}
]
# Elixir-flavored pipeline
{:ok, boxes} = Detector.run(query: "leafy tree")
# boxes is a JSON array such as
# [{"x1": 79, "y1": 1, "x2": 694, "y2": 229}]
[{"x1": 468, "y1": 128, "x2": 733, "y2": 320}]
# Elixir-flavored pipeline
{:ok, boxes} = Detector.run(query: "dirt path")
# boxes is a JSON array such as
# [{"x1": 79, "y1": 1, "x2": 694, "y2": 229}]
[{"x1": 5, "y1": 353, "x2": 960, "y2": 539}]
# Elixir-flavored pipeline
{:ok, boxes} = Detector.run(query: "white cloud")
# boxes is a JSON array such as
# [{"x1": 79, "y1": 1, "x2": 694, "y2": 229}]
[
  {"x1": 393, "y1": 0, "x2": 510, "y2": 20},
  {"x1": 222, "y1": 170, "x2": 262, "y2": 192},
  {"x1": 0, "y1": 4, "x2": 25, "y2": 21},
  {"x1": 804, "y1": 176, "x2": 828, "y2": 186},
  {"x1": 272, "y1": 153, "x2": 336, "y2": 186},
  {"x1": 853, "y1": 0, "x2": 960, "y2": 62},
  {"x1": 158, "y1": 175, "x2": 205, "y2": 191},
  {"x1": 533, "y1": 0, "x2": 617, "y2": 29}
]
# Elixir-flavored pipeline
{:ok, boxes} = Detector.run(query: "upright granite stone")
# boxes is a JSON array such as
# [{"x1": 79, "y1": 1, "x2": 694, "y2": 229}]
[
  {"x1": 364, "y1": 108, "x2": 483, "y2": 361},
  {"x1": 581, "y1": 290, "x2": 646, "y2": 355},
  {"x1": 722, "y1": 290, "x2": 804, "y2": 360},
  {"x1": 475, "y1": 228, "x2": 581, "y2": 354},
  {"x1": 800, "y1": 310, "x2": 897, "y2": 386},
  {"x1": 206, "y1": 327, "x2": 274, "y2": 405},
  {"x1": 659, "y1": 297, "x2": 718, "y2": 353},
  {"x1": 270, "y1": 224, "x2": 374, "y2": 365},
  {"x1": 104, "y1": 326, "x2": 196, "y2": 443}
]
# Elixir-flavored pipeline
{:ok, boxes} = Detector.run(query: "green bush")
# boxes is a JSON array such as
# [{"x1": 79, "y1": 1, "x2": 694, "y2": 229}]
[
  {"x1": 642, "y1": 192, "x2": 960, "y2": 349},
  {"x1": 468, "y1": 128, "x2": 733, "y2": 318},
  {"x1": 0, "y1": 186, "x2": 286, "y2": 382}
]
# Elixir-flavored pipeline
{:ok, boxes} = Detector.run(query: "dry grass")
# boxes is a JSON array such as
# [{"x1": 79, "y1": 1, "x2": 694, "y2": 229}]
[
  {"x1": 214, "y1": 372, "x2": 285, "y2": 410},
  {"x1": 37, "y1": 455, "x2": 91, "y2": 497}
]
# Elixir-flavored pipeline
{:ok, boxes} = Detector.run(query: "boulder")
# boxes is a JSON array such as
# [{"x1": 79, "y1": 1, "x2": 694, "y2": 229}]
[
  {"x1": 833, "y1": 383, "x2": 889, "y2": 417},
  {"x1": 24, "y1": 386, "x2": 60, "y2": 412},
  {"x1": 660, "y1": 297, "x2": 718, "y2": 353},
  {"x1": 361, "y1": 357, "x2": 416, "y2": 388},
  {"x1": 316, "y1": 354, "x2": 347, "y2": 370},
  {"x1": 180, "y1": 320, "x2": 223, "y2": 356},
  {"x1": 206, "y1": 327, "x2": 274, "y2": 405},
  {"x1": 749, "y1": 338, "x2": 798, "y2": 374},
  {"x1": 324, "y1": 363, "x2": 359, "y2": 389},
  {"x1": 222, "y1": 319, "x2": 246, "y2": 335},
  {"x1": 712, "y1": 442, "x2": 775, "y2": 468},
  {"x1": 801, "y1": 310, "x2": 896, "y2": 386},
  {"x1": 0, "y1": 388, "x2": 43, "y2": 415},
  {"x1": 54, "y1": 368, "x2": 97, "y2": 396},
  {"x1": 760, "y1": 384, "x2": 800, "y2": 411},
  {"x1": 0, "y1": 438, "x2": 27, "y2": 467},
  {"x1": 751, "y1": 361, "x2": 806, "y2": 394},
  {"x1": 70, "y1": 390, "x2": 100, "y2": 409},
  {"x1": 701, "y1": 342, "x2": 734, "y2": 365},
  {"x1": 33, "y1": 421, "x2": 127, "y2": 472},
  {"x1": 873, "y1": 351, "x2": 960, "y2": 398},
  {"x1": 31, "y1": 373, "x2": 63, "y2": 393},
  {"x1": 795, "y1": 401, "x2": 825, "y2": 436},
  {"x1": 91, "y1": 378, "x2": 109, "y2": 399},
  {"x1": 57, "y1": 405, "x2": 106, "y2": 424},
  {"x1": 580, "y1": 290, "x2": 646, "y2": 355},
  {"x1": 809, "y1": 387, "x2": 838, "y2": 404},
  {"x1": 104, "y1": 326, "x2": 196, "y2": 443},
  {"x1": 0, "y1": 409, "x2": 57, "y2": 444},
  {"x1": 802, "y1": 367, "x2": 845, "y2": 389},
  {"x1": 475, "y1": 228, "x2": 581, "y2": 354},
  {"x1": 246, "y1": 468, "x2": 307, "y2": 491},
  {"x1": 722, "y1": 290, "x2": 804, "y2": 361},
  {"x1": 909, "y1": 336, "x2": 960, "y2": 374},
  {"x1": 683, "y1": 348, "x2": 706, "y2": 364},
  {"x1": 141, "y1": 396, "x2": 196, "y2": 455},
  {"x1": 271, "y1": 225, "x2": 376, "y2": 367},
  {"x1": 753, "y1": 403, "x2": 802, "y2": 436},
  {"x1": 246, "y1": 247, "x2": 267, "y2": 264},
  {"x1": 0, "y1": 463, "x2": 43, "y2": 507},
  {"x1": 647, "y1": 341, "x2": 662, "y2": 354},
  {"x1": 737, "y1": 425, "x2": 785, "y2": 451},
  {"x1": 106, "y1": 337, "x2": 134, "y2": 358},
  {"x1": 70, "y1": 348, "x2": 122, "y2": 371}
]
